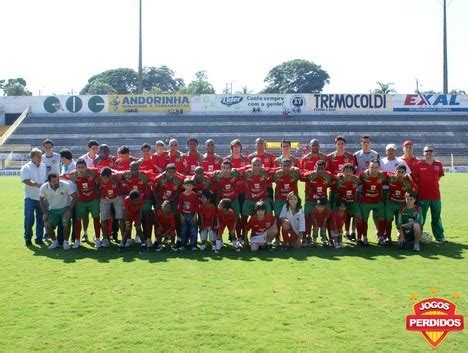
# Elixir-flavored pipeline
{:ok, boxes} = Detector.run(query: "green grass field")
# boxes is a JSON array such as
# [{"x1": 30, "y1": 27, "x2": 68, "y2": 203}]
[{"x1": 0, "y1": 175, "x2": 466, "y2": 352}]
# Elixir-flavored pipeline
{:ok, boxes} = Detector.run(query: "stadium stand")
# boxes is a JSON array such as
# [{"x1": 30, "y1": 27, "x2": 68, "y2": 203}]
[{"x1": 3, "y1": 112, "x2": 468, "y2": 164}]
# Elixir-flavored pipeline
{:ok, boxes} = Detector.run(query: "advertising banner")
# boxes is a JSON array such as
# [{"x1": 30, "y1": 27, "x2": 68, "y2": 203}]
[
  {"x1": 393, "y1": 94, "x2": 468, "y2": 112},
  {"x1": 108, "y1": 94, "x2": 192, "y2": 113},
  {"x1": 308, "y1": 94, "x2": 392, "y2": 113}
]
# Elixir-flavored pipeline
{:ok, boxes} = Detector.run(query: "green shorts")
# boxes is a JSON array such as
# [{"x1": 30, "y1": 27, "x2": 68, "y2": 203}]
[
  {"x1": 143, "y1": 200, "x2": 153, "y2": 212},
  {"x1": 274, "y1": 200, "x2": 286, "y2": 217},
  {"x1": 242, "y1": 199, "x2": 272, "y2": 216},
  {"x1": 361, "y1": 202, "x2": 385, "y2": 221},
  {"x1": 343, "y1": 201, "x2": 360, "y2": 217},
  {"x1": 48, "y1": 207, "x2": 71, "y2": 227},
  {"x1": 231, "y1": 199, "x2": 241, "y2": 217},
  {"x1": 385, "y1": 199, "x2": 404, "y2": 221},
  {"x1": 304, "y1": 201, "x2": 318, "y2": 217},
  {"x1": 76, "y1": 199, "x2": 100, "y2": 219}
]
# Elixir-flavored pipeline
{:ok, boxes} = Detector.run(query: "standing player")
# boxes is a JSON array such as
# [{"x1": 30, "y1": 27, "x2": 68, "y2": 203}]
[
  {"x1": 198, "y1": 190, "x2": 217, "y2": 251},
  {"x1": 94, "y1": 144, "x2": 116, "y2": 169},
  {"x1": 300, "y1": 139, "x2": 327, "y2": 172},
  {"x1": 380, "y1": 144, "x2": 410, "y2": 174},
  {"x1": 310, "y1": 198, "x2": 331, "y2": 246},
  {"x1": 178, "y1": 178, "x2": 200, "y2": 251},
  {"x1": 326, "y1": 135, "x2": 356, "y2": 176},
  {"x1": 66, "y1": 159, "x2": 101, "y2": 248},
  {"x1": 329, "y1": 200, "x2": 348, "y2": 248},
  {"x1": 151, "y1": 140, "x2": 167, "y2": 173},
  {"x1": 401, "y1": 140, "x2": 420, "y2": 174},
  {"x1": 359, "y1": 158, "x2": 387, "y2": 246},
  {"x1": 121, "y1": 190, "x2": 144, "y2": 250},
  {"x1": 42, "y1": 139, "x2": 61, "y2": 176},
  {"x1": 183, "y1": 137, "x2": 204, "y2": 175},
  {"x1": 272, "y1": 159, "x2": 301, "y2": 218},
  {"x1": 354, "y1": 135, "x2": 379, "y2": 174},
  {"x1": 385, "y1": 165, "x2": 417, "y2": 242},
  {"x1": 59, "y1": 149, "x2": 76, "y2": 175},
  {"x1": 397, "y1": 191, "x2": 423, "y2": 252},
  {"x1": 274, "y1": 140, "x2": 300, "y2": 167},
  {"x1": 202, "y1": 139, "x2": 223, "y2": 173},
  {"x1": 412, "y1": 145, "x2": 446, "y2": 242},
  {"x1": 139, "y1": 143, "x2": 157, "y2": 172},
  {"x1": 114, "y1": 146, "x2": 134, "y2": 171},
  {"x1": 80, "y1": 140, "x2": 100, "y2": 167},
  {"x1": 245, "y1": 201, "x2": 278, "y2": 252},
  {"x1": 248, "y1": 138, "x2": 276, "y2": 168},
  {"x1": 166, "y1": 139, "x2": 185, "y2": 173}
]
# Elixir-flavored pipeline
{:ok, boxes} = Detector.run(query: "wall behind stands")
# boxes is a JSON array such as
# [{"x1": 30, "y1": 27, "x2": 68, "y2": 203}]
[{"x1": 1, "y1": 94, "x2": 468, "y2": 115}]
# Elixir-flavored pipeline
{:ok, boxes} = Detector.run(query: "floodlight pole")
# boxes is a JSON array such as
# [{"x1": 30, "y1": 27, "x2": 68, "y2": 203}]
[
  {"x1": 443, "y1": 0, "x2": 448, "y2": 94},
  {"x1": 138, "y1": 0, "x2": 143, "y2": 94}
]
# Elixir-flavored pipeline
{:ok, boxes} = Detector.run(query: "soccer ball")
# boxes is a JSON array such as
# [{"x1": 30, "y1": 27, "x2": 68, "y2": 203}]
[{"x1": 420, "y1": 231, "x2": 432, "y2": 244}]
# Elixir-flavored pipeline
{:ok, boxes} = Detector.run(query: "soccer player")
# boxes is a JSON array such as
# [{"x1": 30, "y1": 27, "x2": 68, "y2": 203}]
[
  {"x1": 354, "y1": 135, "x2": 379, "y2": 174},
  {"x1": 412, "y1": 145, "x2": 446, "y2": 242},
  {"x1": 326, "y1": 135, "x2": 356, "y2": 176},
  {"x1": 248, "y1": 138, "x2": 276, "y2": 169},
  {"x1": 272, "y1": 158, "x2": 300, "y2": 218},
  {"x1": 59, "y1": 149, "x2": 76, "y2": 175},
  {"x1": 151, "y1": 140, "x2": 168, "y2": 173},
  {"x1": 397, "y1": 191, "x2": 423, "y2": 252},
  {"x1": 183, "y1": 137, "x2": 204, "y2": 175},
  {"x1": 385, "y1": 165, "x2": 417, "y2": 242},
  {"x1": 300, "y1": 139, "x2": 327, "y2": 172},
  {"x1": 177, "y1": 178, "x2": 200, "y2": 250},
  {"x1": 114, "y1": 146, "x2": 134, "y2": 171},
  {"x1": 329, "y1": 200, "x2": 348, "y2": 248},
  {"x1": 274, "y1": 140, "x2": 300, "y2": 167},
  {"x1": 202, "y1": 139, "x2": 223, "y2": 173},
  {"x1": 21, "y1": 148, "x2": 47, "y2": 245},
  {"x1": 245, "y1": 201, "x2": 278, "y2": 252},
  {"x1": 154, "y1": 200, "x2": 177, "y2": 251},
  {"x1": 152, "y1": 163, "x2": 185, "y2": 212},
  {"x1": 42, "y1": 139, "x2": 61, "y2": 175},
  {"x1": 192, "y1": 166, "x2": 212, "y2": 197},
  {"x1": 94, "y1": 144, "x2": 115, "y2": 169},
  {"x1": 311, "y1": 198, "x2": 331, "y2": 246},
  {"x1": 334, "y1": 163, "x2": 361, "y2": 243},
  {"x1": 359, "y1": 158, "x2": 387, "y2": 246},
  {"x1": 121, "y1": 190, "x2": 144, "y2": 250},
  {"x1": 166, "y1": 138, "x2": 185, "y2": 173},
  {"x1": 139, "y1": 143, "x2": 157, "y2": 172},
  {"x1": 279, "y1": 192, "x2": 305, "y2": 249},
  {"x1": 242, "y1": 157, "x2": 272, "y2": 229},
  {"x1": 67, "y1": 158, "x2": 101, "y2": 248},
  {"x1": 121, "y1": 161, "x2": 154, "y2": 246},
  {"x1": 99, "y1": 167, "x2": 125, "y2": 247},
  {"x1": 216, "y1": 198, "x2": 238, "y2": 253},
  {"x1": 198, "y1": 190, "x2": 217, "y2": 251},
  {"x1": 401, "y1": 140, "x2": 420, "y2": 173},
  {"x1": 80, "y1": 140, "x2": 99, "y2": 167},
  {"x1": 39, "y1": 173, "x2": 77, "y2": 250},
  {"x1": 301, "y1": 160, "x2": 334, "y2": 239}
]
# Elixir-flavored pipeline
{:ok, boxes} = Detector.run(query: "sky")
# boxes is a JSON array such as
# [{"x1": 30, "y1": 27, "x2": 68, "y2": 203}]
[{"x1": 1, "y1": 0, "x2": 467, "y2": 96}]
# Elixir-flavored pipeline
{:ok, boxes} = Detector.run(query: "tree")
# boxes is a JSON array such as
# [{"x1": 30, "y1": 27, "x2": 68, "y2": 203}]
[
  {"x1": 236, "y1": 86, "x2": 253, "y2": 94},
  {"x1": 262, "y1": 59, "x2": 330, "y2": 93},
  {"x1": 182, "y1": 71, "x2": 215, "y2": 94},
  {"x1": 1, "y1": 78, "x2": 32, "y2": 96},
  {"x1": 372, "y1": 82, "x2": 396, "y2": 94},
  {"x1": 85, "y1": 81, "x2": 117, "y2": 95},
  {"x1": 142, "y1": 66, "x2": 185, "y2": 93},
  {"x1": 80, "y1": 68, "x2": 138, "y2": 94},
  {"x1": 449, "y1": 89, "x2": 467, "y2": 95}
]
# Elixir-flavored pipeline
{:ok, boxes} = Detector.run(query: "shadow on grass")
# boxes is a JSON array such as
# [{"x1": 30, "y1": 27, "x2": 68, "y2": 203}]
[{"x1": 25, "y1": 239, "x2": 467, "y2": 264}]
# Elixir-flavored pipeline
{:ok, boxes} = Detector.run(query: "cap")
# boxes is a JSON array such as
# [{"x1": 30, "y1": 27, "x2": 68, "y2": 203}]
[
  {"x1": 386, "y1": 143, "x2": 397, "y2": 151},
  {"x1": 403, "y1": 140, "x2": 413, "y2": 146},
  {"x1": 255, "y1": 137, "x2": 266, "y2": 144},
  {"x1": 423, "y1": 145, "x2": 434, "y2": 152},
  {"x1": 166, "y1": 163, "x2": 176, "y2": 170}
]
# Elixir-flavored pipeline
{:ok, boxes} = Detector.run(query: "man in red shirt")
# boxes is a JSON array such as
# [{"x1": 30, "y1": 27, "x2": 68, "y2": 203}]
[
  {"x1": 198, "y1": 190, "x2": 217, "y2": 251},
  {"x1": 99, "y1": 167, "x2": 124, "y2": 247},
  {"x1": 274, "y1": 140, "x2": 300, "y2": 167},
  {"x1": 248, "y1": 138, "x2": 276, "y2": 169},
  {"x1": 300, "y1": 139, "x2": 327, "y2": 172},
  {"x1": 217, "y1": 198, "x2": 239, "y2": 252},
  {"x1": 121, "y1": 190, "x2": 144, "y2": 250},
  {"x1": 139, "y1": 143, "x2": 157, "y2": 173},
  {"x1": 202, "y1": 139, "x2": 223, "y2": 173},
  {"x1": 192, "y1": 166, "x2": 212, "y2": 197},
  {"x1": 177, "y1": 178, "x2": 200, "y2": 250},
  {"x1": 114, "y1": 146, "x2": 136, "y2": 171},
  {"x1": 401, "y1": 140, "x2": 420, "y2": 175},
  {"x1": 154, "y1": 200, "x2": 177, "y2": 251},
  {"x1": 272, "y1": 159, "x2": 300, "y2": 217},
  {"x1": 94, "y1": 144, "x2": 116, "y2": 170},
  {"x1": 311, "y1": 198, "x2": 331, "y2": 246},
  {"x1": 166, "y1": 138, "x2": 185, "y2": 173},
  {"x1": 183, "y1": 137, "x2": 204, "y2": 175},
  {"x1": 67, "y1": 159, "x2": 101, "y2": 247},
  {"x1": 412, "y1": 145, "x2": 446, "y2": 242},
  {"x1": 151, "y1": 140, "x2": 167, "y2": 173},
  {"x1": 245, "y1": 201, "x2": 278, "y2": 252}
]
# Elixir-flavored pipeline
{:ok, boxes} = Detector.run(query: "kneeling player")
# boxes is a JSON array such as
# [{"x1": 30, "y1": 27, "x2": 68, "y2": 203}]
[
  {"x1": 217, "y1": 198, "x2": 239, "y2": 252},
  {"x1": 329, "y1": 200, "x2": 347, "y2": 248},
  {"x1": 121, "y1": 190, "x2": 144, "y2": 250},
  {"x1": 154, "y1": 200, "x2": 177, "y2": 251},
  {"x1": 245, "y1": 201, "x2": 278, "y2": 252},
  {"x1": 397, "y1": 191, "x2": 422, "y2": 252}
]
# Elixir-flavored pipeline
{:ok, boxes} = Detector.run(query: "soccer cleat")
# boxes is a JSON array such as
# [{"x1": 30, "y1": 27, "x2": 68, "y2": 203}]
[
  {"x1": 177, "y1": 246, "x2": 185, "y2": 251},
  {"x1": 345, "y1": 233, "x2": 352, "y2": 241},
  {"x1": 413, "y1": 243, "x2": 420, "y2": 252},
  {"x1": 101, "y1": 238, "x2": 110, "y2": 248},
  {"x1": 350, "y1": 232, "x2": 356, "y2": 241},
  {"x1": 146, "y1": 239, "x2": 153, "y2": 247},
  {"x1": 125, "y1": 239, "x2": 132, "y2": 248},
  {"x1": 35, "y1": 239, "x2": 44, "y2": 245},
  {"x1": 191, "y1": 246, "x2": 199, "y2": 251},
  {"x1": 155, "y1": 244, "x2": 162, "y2": 252},
  {"x1": 112, "y1": 233, "x2": 119, "y2": 242},
  {"x1": 48, "y1": 240, "x2": 60, "y2": 250},
  {"x1": 171, "y1": 244, "x2": 178, "y2": 251},
  {"x1": 363, "y1": 237, "x2": 369, "y2": 246},
  {"x1": 25, "y1": 240, "x2": 33, "y2": 246},
  {"x1": 334, "y1": 242, "x2": 340, "y2": 249},
  {"x1": 95, "y1": 238, "x2": 102, "y2": 249},
  {"x1": 81, "y1": 233, "x2": 88, "y2": 243},
  {"x1": 199, "y1": 244, "x2": 206, "y2": 251},
  {"x1": 140, "y1": 242, "x2": 148, "y2": 251},
  {"x1": 436, "y1": 237, "x2": 448, "y2": 243},
  {"x1": 134, "y1": 235, "x2": 141, "y2": 244},
  {"x1": 357, "y1": 240, "x2": 364, "y2": 247},
  {"x1": 385, "y1": 238, "x2": 392, "y2": 246},
  {"x1": 377, "y1": 236, "x2": 386, "y2": 246},
  {"x1": 72, "y1": 240, "x2": 80, "y2": 249},
  {"x1": 63, "y1": 241, "x2": 70, "y2": 250}
]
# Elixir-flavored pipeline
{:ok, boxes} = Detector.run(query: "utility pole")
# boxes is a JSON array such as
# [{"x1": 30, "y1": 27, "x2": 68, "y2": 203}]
[
  {"x1": 443, "y1": 0, "x2": 448, "y2": 94},
  {"x1": 138, "y1": 0, "x2": 143, "y2": 94}
]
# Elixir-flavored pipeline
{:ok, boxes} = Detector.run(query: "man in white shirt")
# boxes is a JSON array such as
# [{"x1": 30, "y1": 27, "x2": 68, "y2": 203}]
[
  {"x1": 39, "y1": 173, "x2": 78, "y2": 250},
  {"x1": 59, "y1": 149, "x2": 76, "y2": 175},
  {"x1": 79, "y1": 139, "x2": 99, "y2": 167},
  {"x1": 20, "y1": 148, "x2": 47, "y2": 245},
  {"x1": 380, "y1": 144, "x2": 411, "y2": 174},
  {"x1": 42, "y1": 139, "x2": 61, "y2": 175}
]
